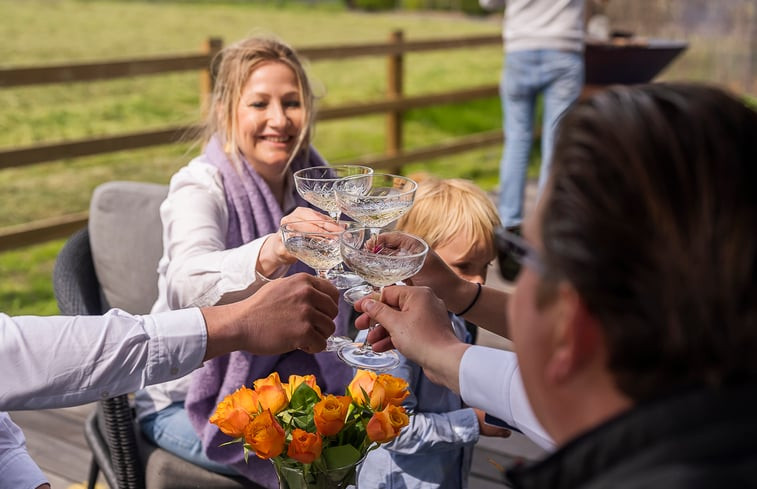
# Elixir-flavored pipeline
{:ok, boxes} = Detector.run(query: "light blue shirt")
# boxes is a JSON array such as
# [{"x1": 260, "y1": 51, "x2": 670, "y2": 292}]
[{"x1": 356, "y1": 314, "x2": 478, "y2": 489}]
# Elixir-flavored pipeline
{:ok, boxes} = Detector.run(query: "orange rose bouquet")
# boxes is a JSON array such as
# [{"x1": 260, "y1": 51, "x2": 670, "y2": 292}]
[{"x1": 209, "y1": 370, "x2": 411, "y2": 489}]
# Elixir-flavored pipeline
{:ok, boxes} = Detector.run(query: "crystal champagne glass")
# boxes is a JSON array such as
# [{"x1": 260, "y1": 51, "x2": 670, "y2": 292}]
[
  {"x1": 280, "y1": 219, "x2": 353, "y2": 351},
  {"x1": 337, "y1": 227, "x2": 428, "y2": 371},
  {"x1": 334, "y1": 173, "x2": 417, "y2": 234},
  {"x1": 293, "y1": 165, "x2": 373, "y2": 289},
  {"x1": 335, "y1": 173, "x2": 417, "y2": 301}
]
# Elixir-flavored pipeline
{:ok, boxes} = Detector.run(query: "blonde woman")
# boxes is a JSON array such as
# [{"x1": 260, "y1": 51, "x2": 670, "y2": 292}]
[{"x1": 136, "y1": 36, "x2": 352, "y2": 487}]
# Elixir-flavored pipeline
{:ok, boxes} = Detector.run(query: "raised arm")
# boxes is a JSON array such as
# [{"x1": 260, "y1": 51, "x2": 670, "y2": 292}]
[{"x1": 1, "y1": 273, "x2": 338, "y2": 411}]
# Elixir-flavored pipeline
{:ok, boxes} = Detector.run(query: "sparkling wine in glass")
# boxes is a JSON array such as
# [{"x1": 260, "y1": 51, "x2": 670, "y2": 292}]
[
  {"x1": 293, "y1": 165, "x2": 373, "y2": 289},
  {"x1": 335, "y1": 173, "x2": 418, "y2": 302},
  {"x1": 334, "y1": 173, "x2": 417, "y2": 233},
  {"x1": 280, "y1": 219, "x2": 352, "y2": 351},
  {"x1": 337, "y1": 227, "x2": 429, "y2": 371}
]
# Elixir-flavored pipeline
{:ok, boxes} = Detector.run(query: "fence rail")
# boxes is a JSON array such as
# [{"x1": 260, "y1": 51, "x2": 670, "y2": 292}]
[{"x1": 0, "y1": 32, "x2": 503, "y2": 252}]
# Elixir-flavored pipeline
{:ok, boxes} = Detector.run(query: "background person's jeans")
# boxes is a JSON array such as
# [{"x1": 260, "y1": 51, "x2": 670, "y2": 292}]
[
  {"x1": 140, "y1": 401, "x2": 239, "y2": 475},
  {"x1": 498, "y1": 49, "x2": 584, "y2": 228}
]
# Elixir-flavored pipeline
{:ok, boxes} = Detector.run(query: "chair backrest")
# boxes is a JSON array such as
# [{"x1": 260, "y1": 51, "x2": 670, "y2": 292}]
[
  {"x1": 53, "y1": 227, "x2": 104, "y2": 316},
  {"x1": 88, "y1": 181, "x2": 168, "y2": 313}
]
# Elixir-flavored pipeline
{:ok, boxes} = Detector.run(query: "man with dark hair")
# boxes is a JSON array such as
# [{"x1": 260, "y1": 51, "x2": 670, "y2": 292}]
[{"x1": 354, "y1": 83, "x2": 757, "y2": 488}]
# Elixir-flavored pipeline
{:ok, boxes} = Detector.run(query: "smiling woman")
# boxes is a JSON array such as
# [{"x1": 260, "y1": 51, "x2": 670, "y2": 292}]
[{"x1": 132, "y1": 35, "x2": 355, "y2": 488}]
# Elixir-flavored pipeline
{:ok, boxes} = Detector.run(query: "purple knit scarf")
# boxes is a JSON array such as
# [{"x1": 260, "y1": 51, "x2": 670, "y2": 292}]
[{"x1": 185, "y1": 135, "x2": 353, "y2": 487}]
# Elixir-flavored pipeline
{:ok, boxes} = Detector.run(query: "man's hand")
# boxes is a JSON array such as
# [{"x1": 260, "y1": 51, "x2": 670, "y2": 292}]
[
  {"x1": 202, "y1": 273, "x2": 339, "y2": 360},
  {"x1": 354, "y1": 285, "x2": 469, "y2": 392}
]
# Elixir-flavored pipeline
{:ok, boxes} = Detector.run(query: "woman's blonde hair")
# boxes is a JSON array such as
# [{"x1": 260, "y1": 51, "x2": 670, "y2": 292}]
[
  {"x1": 202, "y1": 36, "x2": 315, "y2": 167},
  {"x1": 396, "y1": 174, "x2": 501, "y2": 257}
]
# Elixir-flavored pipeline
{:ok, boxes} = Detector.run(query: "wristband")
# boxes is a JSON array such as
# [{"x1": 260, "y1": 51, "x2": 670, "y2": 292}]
[{"x1": 456, "y1": 282, "x2": 482, "y2": 316}]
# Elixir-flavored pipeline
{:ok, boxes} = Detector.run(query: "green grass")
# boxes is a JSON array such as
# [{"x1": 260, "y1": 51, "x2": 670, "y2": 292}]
[
  {"x1": 0, "y1": 0, "x2": 512, "y2": 316},
  {"x1": 0, "y1": 240, "x2": 62, "y2": 316}
]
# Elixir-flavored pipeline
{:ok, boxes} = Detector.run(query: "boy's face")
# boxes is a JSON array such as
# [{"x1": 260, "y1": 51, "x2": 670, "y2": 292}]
[{"x1": 435, "y1": 236, "x2": 493, "y2": 284}]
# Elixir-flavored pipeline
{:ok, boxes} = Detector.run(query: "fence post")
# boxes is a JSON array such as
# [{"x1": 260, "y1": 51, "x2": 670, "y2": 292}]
[
  {"x1": 386, "y1": 30, "x2": 404, "y2": 173},
  {"x1": 200, "y1": 37, "x2": 224, "y2": 115}
]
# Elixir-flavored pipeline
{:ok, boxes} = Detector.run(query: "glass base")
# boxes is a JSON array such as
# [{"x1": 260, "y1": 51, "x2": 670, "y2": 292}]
[
  {"x1": 337, "y1": 342, "x2": 400, "y2": 371},
  {"x1": 325, "y1": 335, "x2": 352, "y2": 352},
  {"x1": 327, "y1": 269, "x2": 365, "y2": 290}
]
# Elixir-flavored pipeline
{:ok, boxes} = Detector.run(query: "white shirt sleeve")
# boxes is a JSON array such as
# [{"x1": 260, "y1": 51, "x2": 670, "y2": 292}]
[
  {"x1": 0, "y1": 412, "x2": 47, "y2": 489},
  {"x1": 155, "y1": 159, "x2": 282, "y2": 310},
  {"x1": 459, "y1": 345, "x2": 555, "y2": 450},
  {"x1": 0, "y1": 308, "x2": 206, "y2": 411}
]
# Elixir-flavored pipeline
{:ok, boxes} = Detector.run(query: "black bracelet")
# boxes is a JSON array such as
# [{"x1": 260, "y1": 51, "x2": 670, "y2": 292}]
[{"x1": 456, "y1": 282, "x2": 482, "y2": 316}]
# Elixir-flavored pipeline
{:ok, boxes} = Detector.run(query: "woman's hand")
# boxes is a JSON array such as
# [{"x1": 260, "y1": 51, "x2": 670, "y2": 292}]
[{"x1": 256, "y1": 207, "x2": 332, "y2": 277}]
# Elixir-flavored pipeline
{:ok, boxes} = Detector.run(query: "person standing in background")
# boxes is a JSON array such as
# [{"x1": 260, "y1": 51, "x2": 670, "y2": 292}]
[{"x1": 480, "y1": 0, "x2": 586, "y2": 280}]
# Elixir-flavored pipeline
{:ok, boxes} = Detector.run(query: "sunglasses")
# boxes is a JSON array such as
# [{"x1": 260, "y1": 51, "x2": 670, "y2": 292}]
[{"x1": 494, "y1": 227, "x2": 546, "y2": 277}]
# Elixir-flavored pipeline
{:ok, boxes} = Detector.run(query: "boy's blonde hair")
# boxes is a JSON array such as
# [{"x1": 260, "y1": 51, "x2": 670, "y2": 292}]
[{"x1": 396, "y1": 174, "x2": 501, "y2": 258}]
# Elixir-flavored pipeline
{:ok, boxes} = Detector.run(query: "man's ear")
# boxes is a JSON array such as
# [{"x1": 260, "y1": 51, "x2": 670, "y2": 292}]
[{"x1": 545, "y1": 284, "x2": 604, "y2": 384}]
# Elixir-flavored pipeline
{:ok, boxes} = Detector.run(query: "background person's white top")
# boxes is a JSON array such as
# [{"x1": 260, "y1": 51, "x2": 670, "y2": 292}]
[
  {"x1": 479, "y1": 0, "x2": 586, "y2": 53},
  {"x1": 136, "y1": 156, "x2": 295, "y2": 420}
]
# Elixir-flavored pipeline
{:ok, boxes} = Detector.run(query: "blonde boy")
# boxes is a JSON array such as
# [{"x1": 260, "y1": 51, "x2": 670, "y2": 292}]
[{"x1": 356, "y1": 175, "x2": 508, "y2": 489}]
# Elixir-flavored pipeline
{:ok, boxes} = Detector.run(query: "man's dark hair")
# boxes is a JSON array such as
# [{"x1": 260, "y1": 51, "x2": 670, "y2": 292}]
[{"x1": 542, "y1": 83, "x2": 757, "y2": 400}]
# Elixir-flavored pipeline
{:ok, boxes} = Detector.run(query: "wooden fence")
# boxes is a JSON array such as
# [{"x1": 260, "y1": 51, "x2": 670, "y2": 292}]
[{"x1": 0, "y1": 31, "x2": 504, "y2": 252}]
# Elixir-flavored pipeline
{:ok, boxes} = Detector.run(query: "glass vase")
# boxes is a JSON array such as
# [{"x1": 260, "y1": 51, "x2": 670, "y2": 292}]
[{"x1": 272, "y1": 459, "x2": 359, "y2": 489}]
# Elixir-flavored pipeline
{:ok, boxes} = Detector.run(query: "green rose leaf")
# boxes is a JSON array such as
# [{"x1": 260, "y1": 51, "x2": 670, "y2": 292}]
[
  {"x1": 289, "y1": 384, "x2": 321, "y2": 410},
  {"x1": 323, "y1": 444, "x2": 362, "y2": 470}
]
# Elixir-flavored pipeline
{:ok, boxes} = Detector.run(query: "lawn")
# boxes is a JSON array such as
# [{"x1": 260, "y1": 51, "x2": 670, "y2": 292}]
[{"x1": 0, "y1": 0, "x2": 515, "y2": 316}]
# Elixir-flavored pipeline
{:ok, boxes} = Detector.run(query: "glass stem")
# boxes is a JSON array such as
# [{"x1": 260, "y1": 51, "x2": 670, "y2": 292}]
[
  {"x1": 358, "y1": 286, "x2": 382, "y2": 353},
  {"x1": 330, "y1": 211, "x2": 348, "y2": 274}
]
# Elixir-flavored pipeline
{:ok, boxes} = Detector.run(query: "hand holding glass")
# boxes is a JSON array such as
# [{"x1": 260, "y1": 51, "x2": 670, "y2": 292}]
[
  {"x1": 293, "y1": 165, "x2": 373, "y2": 288},
  {"x1": 338, "y1": 228, "x2": 429, "y2": 370},
  {"x1": 280, "y1": 219, "x2": 352, "y2": 351}
]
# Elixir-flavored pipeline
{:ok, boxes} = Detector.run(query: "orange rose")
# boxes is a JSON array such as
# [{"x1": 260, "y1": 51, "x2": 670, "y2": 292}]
[
  {"x1": 385, "y1": 404, "x2": 410, "y2": 432},
  {"x1": 376, "y1": 374, "x2": 409, "y2": 407},
  {"x1": 285, "y1": 374, "x2": 322, "y2": 400},
  {"x1": 366, "y1": 409, "x2": 394, "y2": 443},
  {"x1": 209, "y1": 386, "x2": 258, "y2": 437},
  {"x1": 243, "y1": 409, "x2": 286, "y2": 459},
  {"x1": 313, "y1": 395, "x2": 352, "y2": 436},
  {"x1": 348, "y1": 369, "x2": 377, "y2": 406},
  {"x1": 286, "y1": 428, "x2": 323, "y2": 464},
  {"x1": 366, "y1": 405, "x2": 409, "y2": 444},
  {"x1": 253, "y1": 372, "x2": 289, "y2": 414}
]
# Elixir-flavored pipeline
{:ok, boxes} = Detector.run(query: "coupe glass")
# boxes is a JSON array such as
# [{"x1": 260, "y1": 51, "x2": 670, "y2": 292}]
[
  {"x1": 280, "y1": 219, "x2": 353, "y2": 351},
  {"x1": 335, "y1": 173, "x2": 418, "y2": 301},
  {"x1": 337, "y1": 227, "x2": 429, "y2": 371},
  {"x1": 334, "y1": 173, "x2": 417, "y2": 234},
  {"x1": 293, "y1": 165, "x2": 373, "y2": 289}
]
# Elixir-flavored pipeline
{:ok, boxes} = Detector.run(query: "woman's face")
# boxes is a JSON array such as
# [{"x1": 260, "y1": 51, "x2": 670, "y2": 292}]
[{"x1": 235, "y1": 61, "x2": 303, "y2": 176}]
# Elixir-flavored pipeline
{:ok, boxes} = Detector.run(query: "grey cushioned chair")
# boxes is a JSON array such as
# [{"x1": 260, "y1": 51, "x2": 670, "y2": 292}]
[{"x1": 53, "y1": 181, "x2": 260, "y2": 489}]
